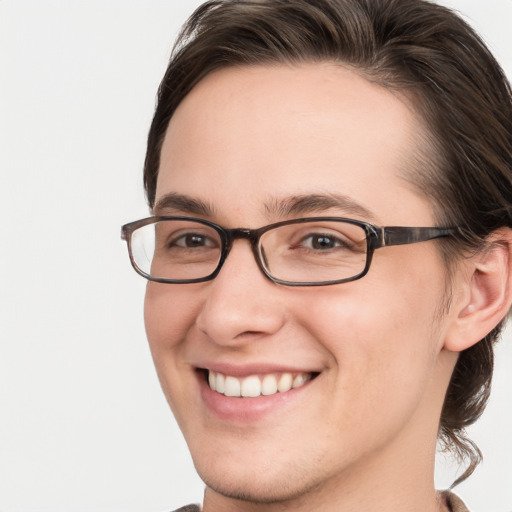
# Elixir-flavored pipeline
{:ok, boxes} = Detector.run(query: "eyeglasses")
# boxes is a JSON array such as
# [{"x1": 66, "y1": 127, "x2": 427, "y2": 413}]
[{"x1": 121, "y1": 216, "x2": 457, "y2": 286}]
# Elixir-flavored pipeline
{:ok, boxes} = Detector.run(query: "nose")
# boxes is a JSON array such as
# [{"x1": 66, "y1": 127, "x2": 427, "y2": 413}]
[{"x1": 196, "y1": 239, "x2": 286, "y2": 346}]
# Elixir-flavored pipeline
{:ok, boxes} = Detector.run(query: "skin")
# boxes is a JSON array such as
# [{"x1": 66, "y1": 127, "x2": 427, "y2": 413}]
[{"x1": 144, "y1": 63, "x2": 497, "y2": 512}]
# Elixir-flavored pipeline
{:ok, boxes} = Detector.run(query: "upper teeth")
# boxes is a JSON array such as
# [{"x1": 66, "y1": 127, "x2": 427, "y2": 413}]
[{"x1": 208, "y1": 371, "x2": 311, "y2": 397}]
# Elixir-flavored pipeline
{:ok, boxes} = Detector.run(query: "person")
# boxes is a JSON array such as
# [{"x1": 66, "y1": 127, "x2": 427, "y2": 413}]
[{"x1": 121, "y1": 0, "x2": 512, "y2": 510}]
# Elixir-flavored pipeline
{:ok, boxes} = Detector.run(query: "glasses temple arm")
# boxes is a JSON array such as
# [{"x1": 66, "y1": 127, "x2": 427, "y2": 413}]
[{"x1": 379, "y1": 226, "x2": 457, "y2": 248}]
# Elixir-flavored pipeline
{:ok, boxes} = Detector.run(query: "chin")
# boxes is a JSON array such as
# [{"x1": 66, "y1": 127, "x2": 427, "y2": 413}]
[
  {"x1": 201, "y1": 472, "x2": 315, "y2": 505},
  {"x1": 194, "y1": 450, "x2": 326, "y2": 505}
]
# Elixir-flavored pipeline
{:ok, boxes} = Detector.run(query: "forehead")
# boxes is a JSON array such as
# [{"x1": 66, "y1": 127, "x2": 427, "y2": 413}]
[{"x1": 157, "y1": 63, "x2": 433, "y2": 226}]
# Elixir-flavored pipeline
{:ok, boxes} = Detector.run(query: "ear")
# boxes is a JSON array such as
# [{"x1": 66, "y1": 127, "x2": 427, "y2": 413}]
[{"x1": 444, "y1": 227, "x2": 512, "y2": 352}]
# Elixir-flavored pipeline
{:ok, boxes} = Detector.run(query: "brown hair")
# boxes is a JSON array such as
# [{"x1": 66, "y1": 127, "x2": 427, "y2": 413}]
[{"x1": 143, "y1": 0, "x2": 512, "y2": 484}]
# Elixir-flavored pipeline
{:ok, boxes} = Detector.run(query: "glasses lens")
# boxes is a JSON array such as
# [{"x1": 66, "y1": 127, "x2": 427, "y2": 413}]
[
  {"x1": 130, "y1": 219, "x2": 222, "y2": 281},
  {"x1": 260, "y1": 220, "x2": 367, "y2": 283}
]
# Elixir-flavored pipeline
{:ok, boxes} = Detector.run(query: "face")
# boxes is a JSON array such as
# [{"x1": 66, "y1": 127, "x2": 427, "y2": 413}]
[{"x1": 145, "y1": 64, "x2": 456, "y2": 505}]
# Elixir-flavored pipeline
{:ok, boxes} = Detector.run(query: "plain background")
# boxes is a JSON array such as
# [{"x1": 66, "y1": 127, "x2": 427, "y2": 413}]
[{"x1": 1, "y1": 1, "x2": 511, "y2": 511}]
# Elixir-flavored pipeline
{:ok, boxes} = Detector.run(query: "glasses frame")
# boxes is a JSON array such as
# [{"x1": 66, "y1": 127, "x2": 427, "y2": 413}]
[{"x1": 121, "y1": 215, "x2": 457, "y2": 286}]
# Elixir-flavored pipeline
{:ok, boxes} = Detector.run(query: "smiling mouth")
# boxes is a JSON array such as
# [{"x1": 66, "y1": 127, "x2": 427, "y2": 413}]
[{"x1": 206, "y1": 370, "x2": 317, "y2": 398}]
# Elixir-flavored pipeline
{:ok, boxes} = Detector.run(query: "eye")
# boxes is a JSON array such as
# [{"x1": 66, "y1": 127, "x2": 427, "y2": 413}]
[
  {"x1": 171, "y1": 232, "x2": 218, "y2": 249},
  {"x1": 299, "y1": 232, "x2": 350, "y2": 251},
  {"x1": 302, "y1": 233, "x2": 340, "y2": 250}
]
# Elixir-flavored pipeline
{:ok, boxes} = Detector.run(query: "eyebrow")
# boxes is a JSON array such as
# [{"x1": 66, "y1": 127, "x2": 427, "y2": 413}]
[
  {"x1": 153, "y1": 192, "x2": 216, "y2": 217},
  {"x1": 153, "y1": 191, "x2": 377, "y2": 222},
  {"x1": 264, "y1": 193, "x2": 377, "y2": 222}
]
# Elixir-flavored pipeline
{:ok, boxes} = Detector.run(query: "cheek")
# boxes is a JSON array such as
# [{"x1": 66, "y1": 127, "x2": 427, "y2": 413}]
[
  {"x1": 144, "y1": 283, "x2": 206, "y2": 425},
  {"x1": 300, "y1": 265, "x2": 445, "y2": 405},
  {"x1": 143, "y1": 283, "x2": 202, "y2": 391},
  {"x1": 144, "y1": 283, "x2": 200, "y2": 350}
]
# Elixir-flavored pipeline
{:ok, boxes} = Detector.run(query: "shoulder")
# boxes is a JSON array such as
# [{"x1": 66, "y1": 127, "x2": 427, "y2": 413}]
[
  {"x1": 170, "y1": 505, "x2": 202, "y2": 512},
  {"x1": 441, "y1": 490, "x2": 471, "y2": 512}
]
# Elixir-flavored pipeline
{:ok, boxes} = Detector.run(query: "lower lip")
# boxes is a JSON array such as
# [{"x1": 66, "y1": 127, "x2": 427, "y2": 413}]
[{"x1": 198, "y1": 372, "x2": 314, "y2": 423}]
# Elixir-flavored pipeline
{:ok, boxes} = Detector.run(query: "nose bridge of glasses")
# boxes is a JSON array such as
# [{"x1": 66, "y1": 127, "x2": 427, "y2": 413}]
[
  {"x1": 222, "y1": 227, "x2": 266, "y2": 271},
  {"x1": 224, "y1": 228, "x2": 261, "y2": 258},
  {"x1": 225, "y1": 227, "x2": 259, "y2": 245}
]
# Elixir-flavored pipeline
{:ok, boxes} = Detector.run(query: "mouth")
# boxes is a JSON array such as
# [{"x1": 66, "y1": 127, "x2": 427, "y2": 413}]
[{"x1": 205, "y1": 370, "x2": 317, "y2": 398}]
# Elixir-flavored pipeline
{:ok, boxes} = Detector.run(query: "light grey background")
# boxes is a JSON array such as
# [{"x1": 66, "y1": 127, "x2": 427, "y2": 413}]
[{"x1": 0, "y1": 1, "x2": 510, "y2": 511}]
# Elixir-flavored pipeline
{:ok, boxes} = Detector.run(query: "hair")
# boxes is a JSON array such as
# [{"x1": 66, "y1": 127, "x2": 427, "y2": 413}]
[{"x1": 143, "y1": 0, "x2": 512, "y2": 484}]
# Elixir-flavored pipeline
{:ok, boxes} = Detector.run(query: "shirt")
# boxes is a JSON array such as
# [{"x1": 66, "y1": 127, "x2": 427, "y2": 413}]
[{"x1": 171, "y1": 490, "x2": 470, "y2": 511}]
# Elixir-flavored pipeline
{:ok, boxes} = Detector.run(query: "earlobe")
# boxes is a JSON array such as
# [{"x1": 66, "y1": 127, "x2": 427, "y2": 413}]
[{"x1": 444, "y1": 228, "x2": 512, "y2": 352}]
